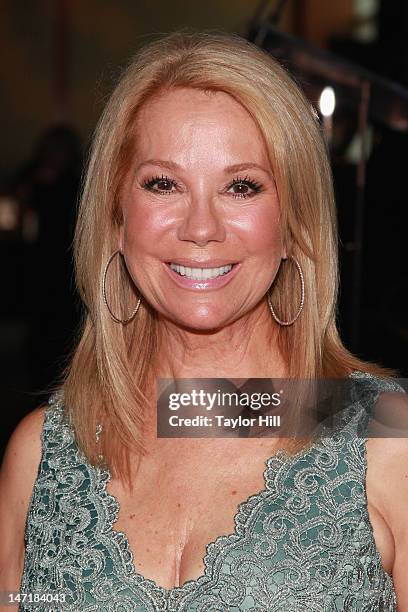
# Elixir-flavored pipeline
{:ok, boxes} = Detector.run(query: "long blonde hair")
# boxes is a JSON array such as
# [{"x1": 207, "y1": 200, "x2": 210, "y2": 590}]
[{"x1": 64, "y1": 31, "x2": 395, "y2": 481}]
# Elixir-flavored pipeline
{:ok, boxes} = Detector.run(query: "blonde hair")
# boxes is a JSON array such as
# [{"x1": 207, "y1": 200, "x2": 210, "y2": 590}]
[{"x1": 64, "y1": 31, "x2": 395, "y2": 481}]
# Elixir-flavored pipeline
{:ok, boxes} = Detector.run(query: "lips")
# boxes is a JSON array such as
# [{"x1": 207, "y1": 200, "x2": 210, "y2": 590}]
[
  {"x1": 165, "y1": 259, "x2": 239, "y2": 268},
  {"x1": 163, "y1": 261, "x2": 241, "y2": 290},
  {"x1": 169, "y1": 262, "x2": 233, "y2": 280}
]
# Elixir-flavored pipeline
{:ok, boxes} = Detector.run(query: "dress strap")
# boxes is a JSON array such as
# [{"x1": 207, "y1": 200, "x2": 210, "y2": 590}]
[{"x1": 348, "y1": 370, "x2": 407, "y2": 439}]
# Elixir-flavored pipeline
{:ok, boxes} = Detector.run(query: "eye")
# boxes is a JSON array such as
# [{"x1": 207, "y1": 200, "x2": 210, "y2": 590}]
[
  {"x1": 227, "y1": 176, "x2": 262, "y2": 199},
  {"x1": 142, "y1": 174, "x2": 178, "y2": 195}
]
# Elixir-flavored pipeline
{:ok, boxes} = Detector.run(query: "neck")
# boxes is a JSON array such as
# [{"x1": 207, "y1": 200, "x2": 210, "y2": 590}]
[{"x1": 151, "y1": 298, "x2": 288, "y2": 381}]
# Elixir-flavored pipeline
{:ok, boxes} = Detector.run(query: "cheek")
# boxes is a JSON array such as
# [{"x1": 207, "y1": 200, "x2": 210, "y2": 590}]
[
  {"x1": 234, "y1": 204, "x2": 283, "y2": 256},
  {"x1": 122, "y1": 205, "x2": 173, "y2": 254}
]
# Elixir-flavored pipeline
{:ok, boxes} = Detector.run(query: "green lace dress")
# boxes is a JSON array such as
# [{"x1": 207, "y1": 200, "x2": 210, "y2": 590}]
[{"x1": 20, "y1": 371, "x2": 405, "y2": 611}]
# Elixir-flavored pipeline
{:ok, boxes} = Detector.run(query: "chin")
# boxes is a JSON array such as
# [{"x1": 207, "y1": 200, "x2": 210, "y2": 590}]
[{"x1": 167, "y1": 308, "x2": 234, "y2": 332}]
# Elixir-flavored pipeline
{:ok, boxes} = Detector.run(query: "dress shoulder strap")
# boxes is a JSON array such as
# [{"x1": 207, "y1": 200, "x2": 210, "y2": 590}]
[
  {"x1": 348, "y1": 370, "x2": 407, "y2": 439},
  {"x1": 40, "y1": 390, "x2": 79, "y2": 464}
]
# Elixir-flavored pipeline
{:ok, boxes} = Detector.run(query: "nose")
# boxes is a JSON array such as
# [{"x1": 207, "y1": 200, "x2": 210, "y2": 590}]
[{"x1": 177, "y1": 194, "x2": 226, "y2": 247}]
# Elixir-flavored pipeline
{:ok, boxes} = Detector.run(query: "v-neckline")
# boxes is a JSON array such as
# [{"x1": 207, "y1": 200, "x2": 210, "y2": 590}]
[
  {"x1": 89, "y1": 371, "x2": 365, "y2": 597},
  {"x1": 97, "y1": 441, "x2": 319, "y2": 597}
]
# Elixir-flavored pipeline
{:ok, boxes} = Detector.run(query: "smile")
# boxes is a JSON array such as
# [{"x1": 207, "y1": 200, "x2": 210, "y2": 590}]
[
  {"x1": 164, "y1": 261, "x2": 240, "y2": 290},
  {"x1": 169, "y1": 263, "x2": 234, "y2": 280}
]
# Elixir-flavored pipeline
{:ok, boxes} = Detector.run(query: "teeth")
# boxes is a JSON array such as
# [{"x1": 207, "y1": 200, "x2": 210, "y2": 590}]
[{"x1": 169, "y1": 263, "x2": 233, "y2": 280}]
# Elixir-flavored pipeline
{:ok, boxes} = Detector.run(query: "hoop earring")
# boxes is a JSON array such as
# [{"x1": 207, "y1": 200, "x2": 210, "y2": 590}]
[
  {"x1": 102, "y1": 250, "x2": 141, "y2": 324},
  {"x1": 267, "y1": 256, "x2": 305, "y2": 326}
]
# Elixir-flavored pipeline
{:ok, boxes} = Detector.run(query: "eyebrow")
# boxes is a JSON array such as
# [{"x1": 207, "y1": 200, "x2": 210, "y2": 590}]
[{"x1": 135, "y1": 159, "x2": 273, "y2": 177}]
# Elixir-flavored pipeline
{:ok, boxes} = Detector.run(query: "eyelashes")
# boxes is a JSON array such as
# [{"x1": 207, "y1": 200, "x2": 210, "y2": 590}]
[
  {"x1": 142, "y1": 174, "x2": 179, "y2": 194},
  {"x1": 228, "y1": 176, "x2": 262, "y2": 199},
  {"x1": 141, "y1": 174, "x2": 263, "y2": 199}
]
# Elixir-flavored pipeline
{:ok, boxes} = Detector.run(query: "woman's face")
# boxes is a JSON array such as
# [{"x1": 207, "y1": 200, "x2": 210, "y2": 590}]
[{"x1": 119, "y1": 87, "x2": 286, "y2": 330}]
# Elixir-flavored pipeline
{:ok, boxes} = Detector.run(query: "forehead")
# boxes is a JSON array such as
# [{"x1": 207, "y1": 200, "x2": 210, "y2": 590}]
[
  {"x1": 138, "y1": 87, "x2": 249, "y2": 118},
  {"x1": 133, "y1": 88, "x2": 269, "y2": 164}
]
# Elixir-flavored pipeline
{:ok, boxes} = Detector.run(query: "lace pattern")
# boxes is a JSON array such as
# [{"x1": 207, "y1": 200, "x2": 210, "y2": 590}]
[{"x1": 20, "y1": 372, "x2": 405, "y2": 611}]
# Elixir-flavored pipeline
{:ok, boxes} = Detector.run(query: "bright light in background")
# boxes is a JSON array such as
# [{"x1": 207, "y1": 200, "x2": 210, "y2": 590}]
[{"x1": 319, "y1": 86, "x2": 336, "y2": 117}]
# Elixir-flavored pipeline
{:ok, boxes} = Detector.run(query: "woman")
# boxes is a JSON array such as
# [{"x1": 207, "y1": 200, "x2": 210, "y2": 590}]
[{"x1": 1, "y1": 32, "x2": 407, "y2": 611}]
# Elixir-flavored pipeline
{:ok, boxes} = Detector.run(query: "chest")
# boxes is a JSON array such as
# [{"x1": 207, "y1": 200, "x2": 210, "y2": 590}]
[
  {"x1": 106, "y1": 441, "x2": 271, "y2": 589},
  {"x1": 105, "y1": 439, "x2": 394, "y2": 590}
]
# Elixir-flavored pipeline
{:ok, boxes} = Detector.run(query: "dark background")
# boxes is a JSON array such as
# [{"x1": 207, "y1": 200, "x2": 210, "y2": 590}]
[{"x1": 1, "y1": 0, "x2": 407, "y2": 458}]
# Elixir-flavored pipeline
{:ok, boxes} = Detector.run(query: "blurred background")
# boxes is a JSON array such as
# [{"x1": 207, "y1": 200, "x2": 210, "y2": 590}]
[{"x1": 1, "y1": 0, "x2": 407, "y2": 457}]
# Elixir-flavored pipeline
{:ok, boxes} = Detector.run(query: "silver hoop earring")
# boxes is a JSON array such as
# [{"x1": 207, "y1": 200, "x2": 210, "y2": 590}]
[
  {"x1": 267, "y1": 256, "x2": 305, "y2": 326},
  {"x1": 102, "y1": 250, "x2": 141, "y2": 324}
]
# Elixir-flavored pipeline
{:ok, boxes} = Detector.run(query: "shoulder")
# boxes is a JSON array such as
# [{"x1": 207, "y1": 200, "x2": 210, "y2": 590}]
[
  {"x1": 364, "y1": 384, "x2": 408, "y2": 605},
  {"x1": 351, "y1": 370, "x2": 408, "y2": 526},
  {"x1": 0, "y1": 405, "x2": 47, "y2": 590},
  {"x1": 0, "y1": 405, "x2": 47, "y2": 514},
  {"x1": 1, "y1": 405, "x2": 46, "y2": 485},
  {"x1": 361, "y1": 374, "x2": 408, "y2": 503},
  {"x1": 365, "y1": 389, "x2": 408, "y2": 522}
]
